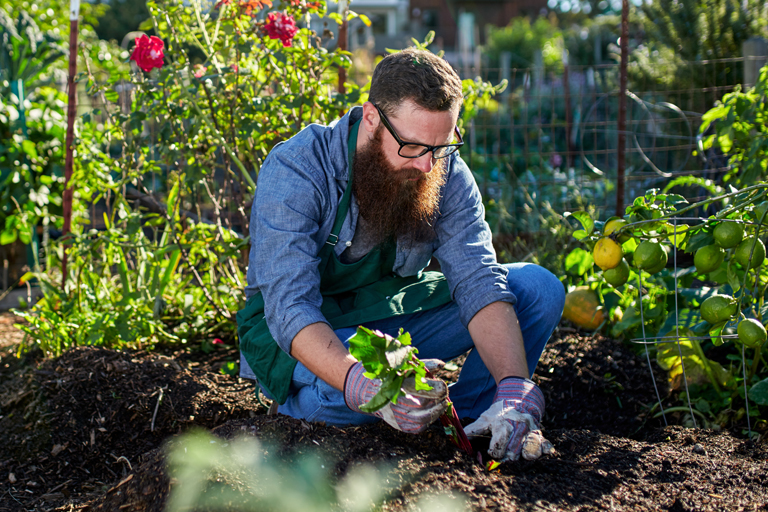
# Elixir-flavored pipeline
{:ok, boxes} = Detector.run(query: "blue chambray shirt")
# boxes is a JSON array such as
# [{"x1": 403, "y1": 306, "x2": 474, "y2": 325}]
[{"x1": 245, "y1": 106, "x2": 516, "y2": 356}]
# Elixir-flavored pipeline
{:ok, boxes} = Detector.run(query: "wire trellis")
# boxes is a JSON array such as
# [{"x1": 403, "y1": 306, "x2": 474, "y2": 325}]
[{"x1": 629, "y1": 216, "x2": 759, "y2": 435}]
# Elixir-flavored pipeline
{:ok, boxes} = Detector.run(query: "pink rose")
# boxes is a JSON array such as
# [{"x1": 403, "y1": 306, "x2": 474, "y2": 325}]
[
  {"x1": 264, "y1": 12, "x2": 298, "y2": 47},
  {"x1": 130, "y1": 35, "x2": 165, "y2": 72}
]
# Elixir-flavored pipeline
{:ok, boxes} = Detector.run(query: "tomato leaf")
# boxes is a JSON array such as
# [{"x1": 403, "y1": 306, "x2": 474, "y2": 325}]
[{"x1": 564, "y1": 211, "x2": 594, "y2": 235}]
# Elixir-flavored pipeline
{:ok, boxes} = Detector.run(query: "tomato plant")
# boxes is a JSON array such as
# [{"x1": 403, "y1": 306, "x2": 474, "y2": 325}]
[{"x1": 566, "y1": 183, "x2": 768, "y2": 431}]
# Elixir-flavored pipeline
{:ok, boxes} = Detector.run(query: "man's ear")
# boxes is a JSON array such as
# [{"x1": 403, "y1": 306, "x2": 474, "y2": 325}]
[{"x1": 361, "y1": 101, "x2": 380, "y2": 134}]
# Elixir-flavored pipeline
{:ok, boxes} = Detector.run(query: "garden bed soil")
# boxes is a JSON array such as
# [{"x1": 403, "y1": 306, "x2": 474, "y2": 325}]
[{"x1": 0, "y1": 312, "x2": 766, "y2": 511}]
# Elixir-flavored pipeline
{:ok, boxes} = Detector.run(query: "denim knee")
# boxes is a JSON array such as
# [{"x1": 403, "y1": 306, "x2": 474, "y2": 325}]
[{"x1": 503, "y1": 262, "x2": 565, "y2": 320}]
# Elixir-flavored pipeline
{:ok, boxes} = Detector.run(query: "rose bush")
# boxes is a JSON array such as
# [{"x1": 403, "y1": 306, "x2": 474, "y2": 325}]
[{"x1": 15, "y1": 0, "x2": 504, "y2": 358}]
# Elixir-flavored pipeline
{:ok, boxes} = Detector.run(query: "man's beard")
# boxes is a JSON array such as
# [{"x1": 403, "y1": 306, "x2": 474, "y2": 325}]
[{"x1": 353, "y1": 127, "x2": 447, "y2": 246}]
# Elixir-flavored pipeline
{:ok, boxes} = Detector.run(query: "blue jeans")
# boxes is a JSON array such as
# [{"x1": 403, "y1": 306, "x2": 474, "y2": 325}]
[{"x1": 277, "y1": 262, "x2": 565, "y2": 423}]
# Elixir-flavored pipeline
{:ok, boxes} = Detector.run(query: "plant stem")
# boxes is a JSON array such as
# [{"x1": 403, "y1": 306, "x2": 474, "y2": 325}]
[{"x1": 160, "y1": 10, "x2": 255, "y2": 192}]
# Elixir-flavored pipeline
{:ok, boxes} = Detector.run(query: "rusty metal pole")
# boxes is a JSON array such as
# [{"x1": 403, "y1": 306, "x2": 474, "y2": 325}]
[
  {"x1": 62, "y1": 0, "x2": 80, "y2": 287},
  {"x1": 616, "y1": 0, "x2": 629, "y2": 216},
  {"x1": 562, "y1": 52, "x2": 573, "y2": 169},
  {"x1": 337, "y1": 0, "x2": 348, "y2": 95}
]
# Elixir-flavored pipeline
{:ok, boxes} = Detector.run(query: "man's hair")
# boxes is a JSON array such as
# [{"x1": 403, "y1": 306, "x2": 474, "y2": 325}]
[{"x1": 368, "y1": 48, "x2": 463, "y2": 116}]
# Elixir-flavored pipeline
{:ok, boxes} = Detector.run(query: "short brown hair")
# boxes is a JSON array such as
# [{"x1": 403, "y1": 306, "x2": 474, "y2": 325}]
[{"x1": 368, "y1": 48, "x2": 463, "y2": 116}]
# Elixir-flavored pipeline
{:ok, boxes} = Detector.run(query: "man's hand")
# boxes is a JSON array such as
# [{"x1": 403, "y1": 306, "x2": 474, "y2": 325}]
[
  {"x1": 464, "y1": 377, "x2": 553, "y2": 462},
  {"x1": 344, "y1": 362, "x2": 449, "y2": 433}
]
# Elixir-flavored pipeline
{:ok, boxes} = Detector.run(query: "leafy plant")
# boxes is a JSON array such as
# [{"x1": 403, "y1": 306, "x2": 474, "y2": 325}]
[
  {"x1": 10, "y1": 0, "x2": 506, "y2": 358},
  {"x1": 165, "y1": 428, "x2": 467, "y2": 512},
  {"x1": 347, "y1": 326, "x2": 474, "y2": 455},
  {"x1": 347, "y1": 326, "x2": 431, "y2": 413},
  {"x1": 699, "y1": 65, "x2": 768, "y2": 187},
  {"x1": 483, "y1": 17, "x2": 563, "y2": 70},
  {"x1": 631, "y1": 0, "x2": 768, "y2": 92}
]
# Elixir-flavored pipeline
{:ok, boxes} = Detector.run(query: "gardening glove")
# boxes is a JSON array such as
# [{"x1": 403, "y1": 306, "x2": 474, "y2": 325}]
[
  {"x1": 344, "y1": 361, "x2": 449, "y2": 434},
  {"x1": 464, "y1": 377, "x2": 553, "y2": 462}
]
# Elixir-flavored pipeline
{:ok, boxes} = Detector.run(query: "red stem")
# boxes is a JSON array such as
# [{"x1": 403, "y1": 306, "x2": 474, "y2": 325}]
[{"x1": 439, "y1": 403, "x2": 474, "y2": 455}]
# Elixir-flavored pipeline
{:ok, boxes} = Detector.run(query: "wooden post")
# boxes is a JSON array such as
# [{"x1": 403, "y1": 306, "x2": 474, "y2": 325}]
[
  {"x1": 616, "y1": 0, "x2": 629, "y2": 217},
  {"x1": 62, "y1": 0, "x2": 80, "y2": 287},
  {"x1": 563, "y1": 51, "x2": 573, "y2": 169}
]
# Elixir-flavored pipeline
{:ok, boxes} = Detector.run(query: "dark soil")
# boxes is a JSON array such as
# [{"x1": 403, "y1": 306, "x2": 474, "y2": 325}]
[{"x1": 0, "y1": 313, "x2": 766, "y2": 511}]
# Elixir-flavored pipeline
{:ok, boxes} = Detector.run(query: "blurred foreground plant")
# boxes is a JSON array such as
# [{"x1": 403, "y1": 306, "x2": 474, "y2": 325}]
[{"x1": 165, "y1": 428, "x2": 467, "y2": 512}]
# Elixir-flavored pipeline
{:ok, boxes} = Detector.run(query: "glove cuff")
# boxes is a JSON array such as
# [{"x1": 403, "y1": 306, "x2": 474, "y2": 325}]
[
  {"x1": 494, "y1": 376, "x2": 545, "y2": 423},
  {"x1": 343, "y1": 362, "x2": 377, "y2": 414}
]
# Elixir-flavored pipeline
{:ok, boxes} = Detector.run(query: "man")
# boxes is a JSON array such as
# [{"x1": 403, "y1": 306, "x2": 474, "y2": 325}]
[{"x1": 237, "y1": 48, "x2": 565, "y2": 462}]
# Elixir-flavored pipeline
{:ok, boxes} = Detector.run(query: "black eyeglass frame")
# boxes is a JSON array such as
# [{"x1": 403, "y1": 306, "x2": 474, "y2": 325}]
[{"x1": 373, "y1": 103, "x2": 464, "y2": 160}]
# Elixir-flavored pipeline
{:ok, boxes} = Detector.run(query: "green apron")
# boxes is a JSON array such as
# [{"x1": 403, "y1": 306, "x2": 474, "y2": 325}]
[{"x1": 236, "y1": 119, "x2": 453, "y2": 404}]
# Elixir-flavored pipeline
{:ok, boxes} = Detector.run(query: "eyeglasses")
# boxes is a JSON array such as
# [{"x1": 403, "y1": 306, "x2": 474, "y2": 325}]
[{"x1": 373, "y1": 103, "x2": 463, "y2": 159}]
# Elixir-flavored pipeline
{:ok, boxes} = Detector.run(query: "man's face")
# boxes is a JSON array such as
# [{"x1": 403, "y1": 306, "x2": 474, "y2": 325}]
[
  {"x1": 353, "y1": 101, "x2": 458, "y2": 245},
  {"x1": 373, "y1": 100, "x2": 459, "y2": 176}
]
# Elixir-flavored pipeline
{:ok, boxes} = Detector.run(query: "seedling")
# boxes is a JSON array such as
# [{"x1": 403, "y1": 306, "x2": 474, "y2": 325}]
[
  {"x1": 347, "y1": 326, "x2": 431, "y2": 413},
  {"x1": 347, "y1": 326, "x2": 474, "y2": 456}
]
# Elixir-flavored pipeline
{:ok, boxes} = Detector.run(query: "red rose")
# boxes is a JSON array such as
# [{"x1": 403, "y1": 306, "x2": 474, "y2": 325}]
[
  {"x1": 264, "y1": 12, "x2": 298, "y2": 47},
  {"x1": 130, "y1": 35, "x2": 165, "y2": 72}
]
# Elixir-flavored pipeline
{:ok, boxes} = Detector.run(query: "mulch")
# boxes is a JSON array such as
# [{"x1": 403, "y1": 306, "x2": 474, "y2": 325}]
[{"x1": 0, "y1": 312, "x2": 766, "y2": 511}]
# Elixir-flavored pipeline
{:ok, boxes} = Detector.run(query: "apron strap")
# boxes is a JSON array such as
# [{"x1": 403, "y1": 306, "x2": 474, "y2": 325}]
[{"x1": 317, "y1": 117, "x2": 359, "y2": 276}]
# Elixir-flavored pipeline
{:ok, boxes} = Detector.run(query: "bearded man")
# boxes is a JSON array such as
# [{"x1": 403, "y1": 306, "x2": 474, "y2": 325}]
[{"x1": 237, "y1": 48, "x2": 565, "y2": 462}]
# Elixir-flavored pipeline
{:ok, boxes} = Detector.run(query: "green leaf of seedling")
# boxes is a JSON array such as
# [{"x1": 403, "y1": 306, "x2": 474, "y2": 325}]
[
  {"x1": 385, "y1": 343, "x2": 416, "y2": 370},
  {"x1": 347, "y1": 326, "x2": 432, "y2": 413},
  {"x1": 695, "y1": 398, "x2": 711, "y2": 414},
  {"x1": 413, "y1": 372, "x2": 431, "y2": 392},
  {"x1": 396, "y1": 328, "x2": 412, "y2": 345}
]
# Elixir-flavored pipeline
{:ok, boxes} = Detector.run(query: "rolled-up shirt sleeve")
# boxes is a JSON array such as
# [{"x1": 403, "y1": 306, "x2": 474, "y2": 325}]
[
  {"x1": 248, "y1": 147, "x2": 335, "y2": 355},
  {"x1": 433, "y1": 155, "x2": 517, "y2": 327}
]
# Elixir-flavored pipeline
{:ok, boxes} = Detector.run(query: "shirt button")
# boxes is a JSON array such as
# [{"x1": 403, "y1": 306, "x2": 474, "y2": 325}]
[
  {"x1": 385, "y1": 296, "x2": 391, "y2": 300},
  {"x1": 345, "y1": 241, "x2": 352, "y2": 247}
]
